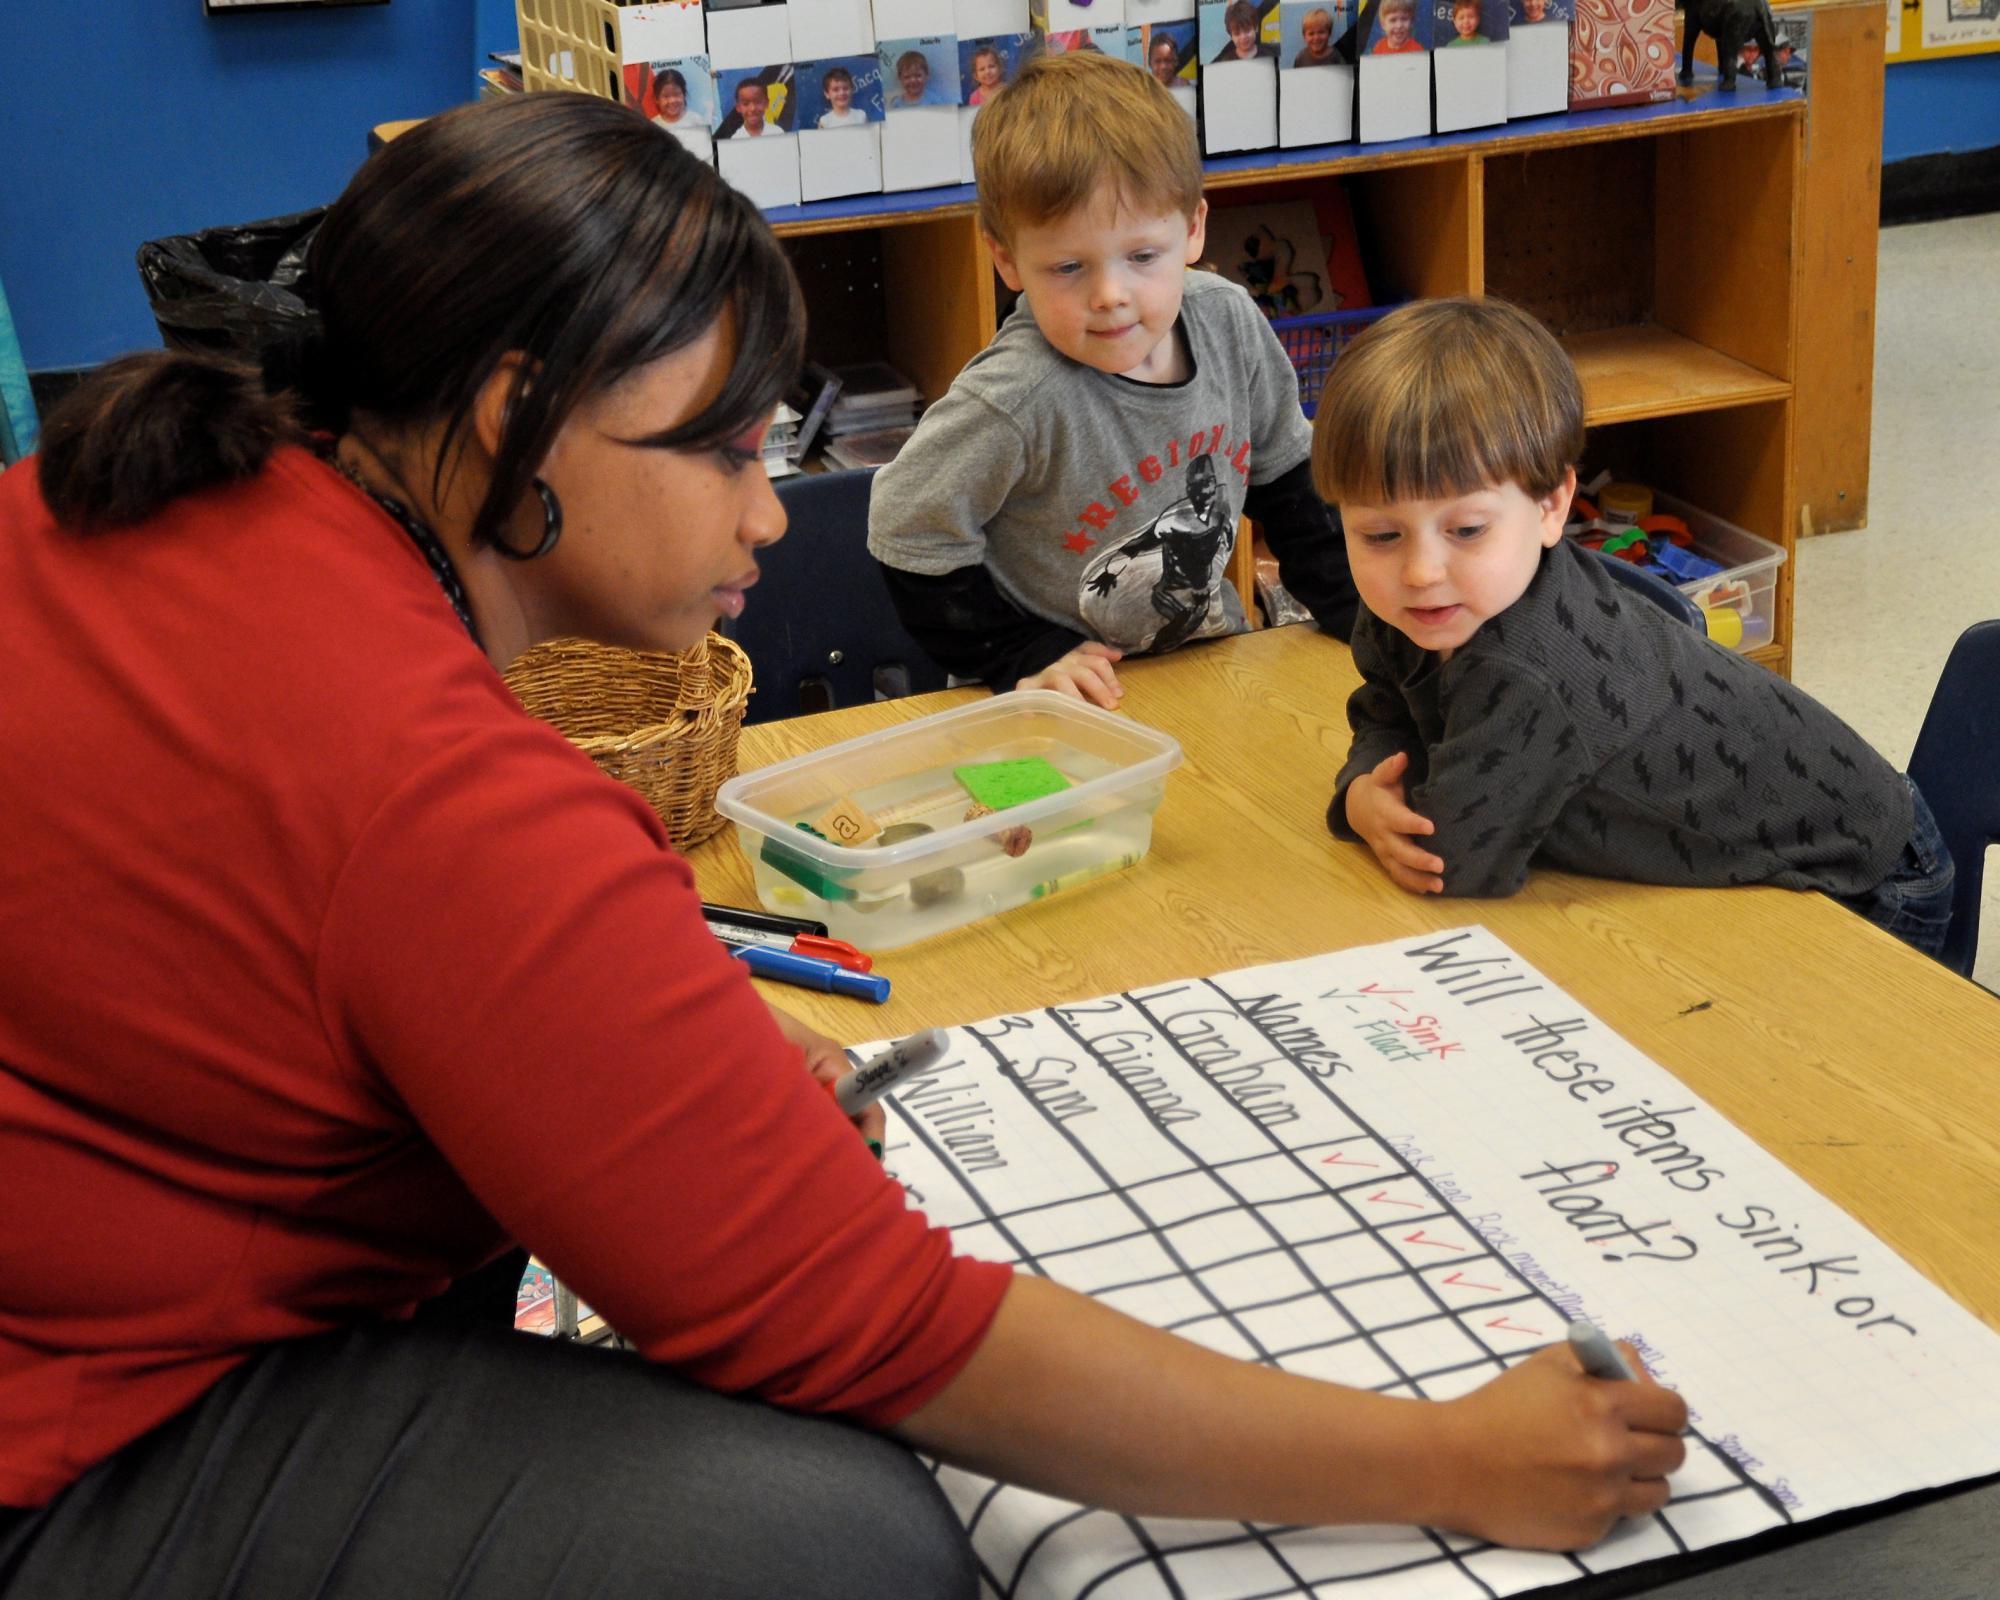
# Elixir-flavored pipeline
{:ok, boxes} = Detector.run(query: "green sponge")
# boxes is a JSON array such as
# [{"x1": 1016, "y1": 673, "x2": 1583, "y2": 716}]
[{"x1": 953, "y1": 756, "x2": 1072, "y2": 811}]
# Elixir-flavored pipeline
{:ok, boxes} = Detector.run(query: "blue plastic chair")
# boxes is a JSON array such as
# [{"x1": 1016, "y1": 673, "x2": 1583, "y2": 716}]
[
  {"x1": 724, "y1": 467, "x2": 948, "y2": 725},
  {"x1": 1590, "y1": 547, "x2": 1706, "y2": 631},
  {"x1": 1906, "y1": 619, "x2": 2000, "y2": 980}
]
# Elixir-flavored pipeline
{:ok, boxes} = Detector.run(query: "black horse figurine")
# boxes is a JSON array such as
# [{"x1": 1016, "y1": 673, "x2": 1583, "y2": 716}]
[{"x1": 1680, "y1": 0, "x2": 1782, "y2": 89}]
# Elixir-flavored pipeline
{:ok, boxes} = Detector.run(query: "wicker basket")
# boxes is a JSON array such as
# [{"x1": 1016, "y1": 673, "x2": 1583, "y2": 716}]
[{"x1": 504, "y1": 633, "x2": 753, "y2": 850}]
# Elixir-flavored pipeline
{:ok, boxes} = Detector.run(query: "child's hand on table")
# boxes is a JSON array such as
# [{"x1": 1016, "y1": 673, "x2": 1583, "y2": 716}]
[
  {"x1": 1434, "y1": 1339, "x2": 1689, "y2": 1550},
  {"x1": 1018, "y1": 642, "x2": 1124, "y2": 710},
  {"x1": 1345, "y1": 751, "x2": 1444, "y2": 894},
  {"x1": 769, "y1": 1004, "x2": 886, "y2": 1148}
]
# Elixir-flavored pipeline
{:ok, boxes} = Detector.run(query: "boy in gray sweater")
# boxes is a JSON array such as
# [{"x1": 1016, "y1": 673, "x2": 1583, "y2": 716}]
[
  {"x1": 1315, "y1": 298, "x2": 1954, "y2": 959},
  {"x1": 868, "y1": 50, "x2": 1357, "y2": 708}
]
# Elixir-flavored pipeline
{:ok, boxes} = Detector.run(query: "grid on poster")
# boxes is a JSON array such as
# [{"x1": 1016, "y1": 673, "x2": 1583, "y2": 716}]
[{"x1": 881, "y1": 976, "x2": 1793, "y2": 1600}]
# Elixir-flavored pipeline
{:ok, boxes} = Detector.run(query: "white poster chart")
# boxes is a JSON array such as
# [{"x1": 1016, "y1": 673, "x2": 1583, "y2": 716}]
[{"x1": 858, "y1": 926, "x2": 2000, "y2": 1600}]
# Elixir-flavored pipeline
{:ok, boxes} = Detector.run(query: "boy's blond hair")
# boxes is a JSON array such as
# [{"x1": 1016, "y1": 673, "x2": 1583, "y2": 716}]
[
  {"x1": 971, "y1": 51, "x2": 1203, "y2": 246},
  {"x1": 1378, "y1": 0, "x2": 1416, "y2": 17},
  {"x1": 1312, "y1": 297, "x2": 1584, "y2": 507}
]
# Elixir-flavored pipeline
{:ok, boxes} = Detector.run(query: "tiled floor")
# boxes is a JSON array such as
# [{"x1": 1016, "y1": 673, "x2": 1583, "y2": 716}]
[{"x1": 1790, "y1": 211, "x2": 2000, "y2": 993}]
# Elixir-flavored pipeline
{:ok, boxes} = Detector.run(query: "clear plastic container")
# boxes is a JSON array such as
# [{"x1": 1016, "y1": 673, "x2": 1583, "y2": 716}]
[
  {"x1": 1653, "y1": 489, "x2": 1788, "y2": 654},
  {"x1": 1570, "y1": 489, "x2": 1788, "y2": 654},
  {"x1": 714, "y1": 691, "x2": 1184, "y2": 949}
]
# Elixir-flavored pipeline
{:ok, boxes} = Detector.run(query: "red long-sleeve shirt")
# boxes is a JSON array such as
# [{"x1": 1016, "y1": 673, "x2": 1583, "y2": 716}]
[{"x1": 0, "y1": 447, "x2": 1010, "y2": 1508}]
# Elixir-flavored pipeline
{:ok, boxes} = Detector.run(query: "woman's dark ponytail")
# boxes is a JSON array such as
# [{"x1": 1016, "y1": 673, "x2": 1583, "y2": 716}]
[{"x1": 37, "y1": 350, "x2": 299, "y2": 532}]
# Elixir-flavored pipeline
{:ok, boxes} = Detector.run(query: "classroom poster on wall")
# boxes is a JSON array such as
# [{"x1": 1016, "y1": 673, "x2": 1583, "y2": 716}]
[
  {"x1": 1924, "y1": 0, "x2": 2000, "y2": 50},
  {"x1": 858, "y1": 927, "x2": 2000, "y2": 1598}
]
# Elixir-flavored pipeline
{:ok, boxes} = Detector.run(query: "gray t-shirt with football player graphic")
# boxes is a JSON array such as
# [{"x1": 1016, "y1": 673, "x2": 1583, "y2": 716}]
[{"x1": 868, "y1": 270, "x2": 1312, "y2": 656}]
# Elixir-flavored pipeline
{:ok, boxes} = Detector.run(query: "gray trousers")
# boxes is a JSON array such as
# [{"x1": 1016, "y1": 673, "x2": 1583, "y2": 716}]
[{"x1": 0, "y1": 1303, "x2": 976, "y2": 1599}]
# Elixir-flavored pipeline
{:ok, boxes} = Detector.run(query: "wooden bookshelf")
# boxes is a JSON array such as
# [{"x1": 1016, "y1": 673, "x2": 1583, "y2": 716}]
[{"x1": 752, "y1": 13, "x2": 1891, "y2": 676}]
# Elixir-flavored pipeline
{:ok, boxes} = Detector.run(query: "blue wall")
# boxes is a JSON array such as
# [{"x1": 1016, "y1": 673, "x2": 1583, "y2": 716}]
[
  {"x1": 1884, "y1": 54, "x2": 2000, "y2": 164},
  {"x1": 0, "y1": 0, "x2": 1986, "y2": 369},
  {"x1": 0, "y1": 0, "x2": 477, "y2": 371}
]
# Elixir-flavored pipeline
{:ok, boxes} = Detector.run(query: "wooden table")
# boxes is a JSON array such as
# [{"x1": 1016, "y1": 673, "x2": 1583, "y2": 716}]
[{"x1": 689, "y1": 625, "x2": 2000, "y2": 1335}]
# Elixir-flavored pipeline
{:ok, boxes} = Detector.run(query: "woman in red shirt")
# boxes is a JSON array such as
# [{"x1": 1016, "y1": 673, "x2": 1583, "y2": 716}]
[{"x1": 0, "y1": 92, "x2": 1684, "y2": 1600}]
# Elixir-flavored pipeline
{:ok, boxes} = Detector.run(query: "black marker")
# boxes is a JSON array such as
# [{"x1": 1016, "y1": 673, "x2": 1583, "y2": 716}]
[
  {"x1": 834, "y1": 1029, "x2": 950, "y2": 1115},
  {"x1": 700, "y1": 900, "x2": 828, "y2": 939}
]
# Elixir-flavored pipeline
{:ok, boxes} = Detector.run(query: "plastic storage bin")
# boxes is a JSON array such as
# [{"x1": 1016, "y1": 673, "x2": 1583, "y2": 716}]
[
  {"x1": 1269, "y1": 304, "x2": 1396, "y2": 419},
  {"x1": 714, "y1": 692, "x2": 1184, "y2": 949},
  {"x1": 1572, "y1": 488, "x2": 1787, "y2": 654}
]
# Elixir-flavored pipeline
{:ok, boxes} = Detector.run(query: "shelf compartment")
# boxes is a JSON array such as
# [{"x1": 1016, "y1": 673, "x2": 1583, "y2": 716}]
[
  {"x1": 1568, "y1": 324, "x2": 1791, "y2": 425},
  {"x1": 1583, "y1": 401, "x2": 1794, "y2": 673},
  {"x1": 1486, "y1": 108, "x2": 1799, "y2": 411}
]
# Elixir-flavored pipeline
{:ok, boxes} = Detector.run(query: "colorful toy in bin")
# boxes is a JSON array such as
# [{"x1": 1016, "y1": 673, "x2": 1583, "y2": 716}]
[{"x1": 1561, "y1": 479, "x2": 1785, "y2": 656}]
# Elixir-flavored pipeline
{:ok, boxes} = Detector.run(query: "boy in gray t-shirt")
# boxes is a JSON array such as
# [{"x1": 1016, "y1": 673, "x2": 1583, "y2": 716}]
[{"x1": 868, "y1": 50, "x2": 1357, "y2": 708}]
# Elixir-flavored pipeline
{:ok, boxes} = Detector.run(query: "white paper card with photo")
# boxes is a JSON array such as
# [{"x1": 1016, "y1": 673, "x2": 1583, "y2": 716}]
[
  {"x1": 957, "y1": 31, "x2": 1037, "y2": 181},
  {"x1": 716, "y1": 132, "x2": 802, "y2": 208},
  {"x1": 881, "y1": 103, "x2": 964, "y2": 188},
  {"x1": 797, "y1": 53, "x2": 885, "y2": 197},
  {"x1": 1277, "y1": 0, "x2": 1354, "y2": 143},
  {"x1": 1279, "y1": 0, "x2": 1352, "y2": 65},
  {"x1": 1356, "y1": 0, "x2": 1430, "y2": 139},
  {"x1": 1201, "y1": 0, "x2": 1281, "y2": 62},
  {"x1": 874, "y1": 0, "x2": 956, "y2": 37},
  {"x1": 630, "y1": 57, "x2": 720, "y2": 156},
  {"x1": 1356, "y1": 0, "x2": 1429, "y2": 147},
  {"x1": 1504, "y1": 0, "x2": 1568, "y2": 117},
  {"x1": 1278, "y1": 61, "x2": 1354, "y2": 142},
  {"x1": 1036, "y1": 0, "x2": 1127, "y2": 30},
  {"x1": 1200, "y1": 56, "x2": 1278, "y2": 151},
  {"x1": 1039, "y1": 23, "x2": 1133, "y2": 56},
  {"x1": 622, "y1": 1, "x2": 709, "y2": 64},
  {"x1": 1431, "y1": 0, "x2": 1506, "y2": 130},
  {"x1": 799, "y1": 122, "x2": 882, "y2": 198},
  {"x1": 788, "y1": 0, "x2": 876, "y2": 57},
  {"x1": 798, "y1": 53, "x2": 885, "y2": 124},
  {"x1": 715, "y1": 64, "x2": 800, "y2": 136},
  {"x1": 1129, "y1": 0, "x2": 1198, "y2": 21},
  {"x1": 706, "y1": 3, "x2": 794, "y2": 67},
  {"x1": 881, "y1": 35, "x2": 964, "y2": 107},
  {"x1": 955, "y1": 0, "x2": 1032, "y2": 33},
  {"x1": 1132, "y1": 19, "x2": 1200, "y2": 118}
]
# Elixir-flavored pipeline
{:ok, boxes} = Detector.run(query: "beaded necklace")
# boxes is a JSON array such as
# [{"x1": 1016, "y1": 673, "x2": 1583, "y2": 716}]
[{"x1": 332, "y1": 456, "x2": 484, "y2": 649}]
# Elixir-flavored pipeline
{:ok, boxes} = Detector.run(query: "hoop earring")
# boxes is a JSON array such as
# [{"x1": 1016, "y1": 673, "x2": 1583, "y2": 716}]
[{"x1": 491, "y1": 478, "x2": 564, "y2": 562}]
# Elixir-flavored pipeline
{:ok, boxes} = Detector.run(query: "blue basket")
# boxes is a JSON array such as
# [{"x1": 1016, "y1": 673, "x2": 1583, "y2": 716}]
[{"x1": 1269, "y1": 304, "x2": 1396, "y2": 419}]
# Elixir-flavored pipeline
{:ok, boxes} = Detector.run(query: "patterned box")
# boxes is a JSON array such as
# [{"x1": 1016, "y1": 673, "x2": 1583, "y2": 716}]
[{"x1": 1567, "y1": 0, "x2": 1673, "y2": 108}]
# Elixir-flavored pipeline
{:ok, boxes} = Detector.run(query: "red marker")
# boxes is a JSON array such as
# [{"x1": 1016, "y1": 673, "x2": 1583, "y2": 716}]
[{"x1": 706, "y1": 918, "x2": 873, "y2": 972}]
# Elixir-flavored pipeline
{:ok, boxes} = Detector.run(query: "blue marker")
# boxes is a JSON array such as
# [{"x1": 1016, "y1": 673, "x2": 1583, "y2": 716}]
[
  {"x1": 1567, "y1": 1319, "x2": 1638, "y2": 1381},
  {"x1": 729, "y1": 942, "x2": 890, "y2": 1003}
]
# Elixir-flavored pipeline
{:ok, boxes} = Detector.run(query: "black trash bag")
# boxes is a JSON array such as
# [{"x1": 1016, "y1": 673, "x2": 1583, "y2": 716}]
[{"x1": 135, "y1": 206, "x2": 326, "y2": 359}]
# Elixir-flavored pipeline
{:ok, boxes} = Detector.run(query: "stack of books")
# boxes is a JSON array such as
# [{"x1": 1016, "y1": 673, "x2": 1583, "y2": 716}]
[
  {"x1": 480, "y1": 50, "x2": 524, "y2": 98},
  {"x1": 762, "y1": 401, "x2": 803, "y2": 478},
  {"x1": 759, "y1": 364, "x2": 844, "y2": 478},
  {"x1": 821, "y1": 361, "x2": 920, "y2": 471}
]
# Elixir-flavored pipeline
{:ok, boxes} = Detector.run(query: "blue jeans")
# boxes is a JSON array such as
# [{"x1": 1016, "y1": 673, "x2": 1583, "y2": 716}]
[{"x1": 1832, "y1": 774, "x2": 1955, "y2": 961}]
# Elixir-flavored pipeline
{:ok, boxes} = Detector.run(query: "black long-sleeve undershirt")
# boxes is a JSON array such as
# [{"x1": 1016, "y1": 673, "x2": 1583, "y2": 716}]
[{"x1": 875, "y1": 458, "x2": 1358, "y2": 691}]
